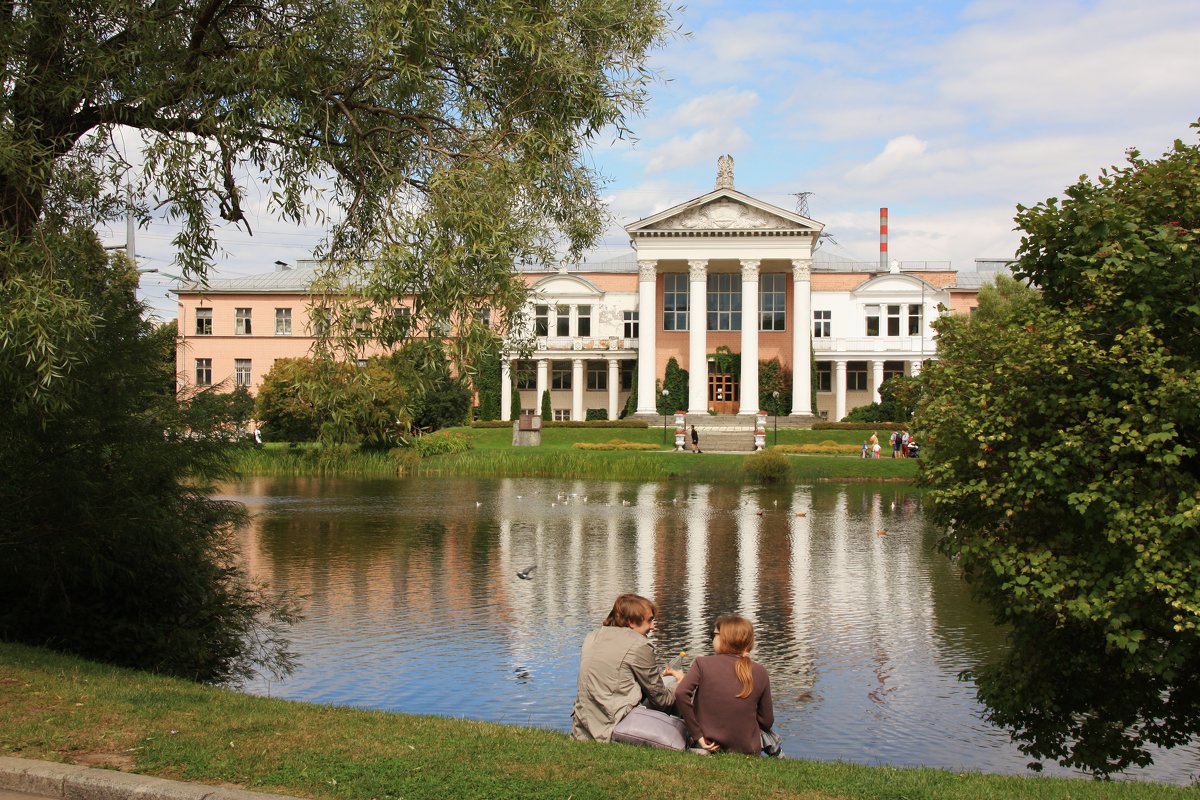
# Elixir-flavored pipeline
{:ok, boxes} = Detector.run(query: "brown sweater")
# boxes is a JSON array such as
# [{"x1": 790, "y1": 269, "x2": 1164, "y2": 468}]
[{"x1": 675, "y1": 654, "x2": 773, "y2": 754}]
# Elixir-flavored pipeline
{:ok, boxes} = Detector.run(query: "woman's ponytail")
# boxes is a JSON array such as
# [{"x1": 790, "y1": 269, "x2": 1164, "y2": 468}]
[{"x1": 714, "y1": 614, "x2": 756, "y2": 698}]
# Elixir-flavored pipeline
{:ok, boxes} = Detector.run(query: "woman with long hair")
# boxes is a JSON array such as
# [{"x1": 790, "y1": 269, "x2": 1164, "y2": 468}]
[
  {"x1": 571, "y1": 593, "x2": 684, "y2": 741},
  {"x1": 675, "y1": 614, "x2": 774, "y2": 754}
]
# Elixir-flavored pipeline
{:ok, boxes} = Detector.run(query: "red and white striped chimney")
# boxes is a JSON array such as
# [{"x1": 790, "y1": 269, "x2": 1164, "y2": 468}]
[{"x1": 879, "y1": 207, "x2": 888, "y2": 272}]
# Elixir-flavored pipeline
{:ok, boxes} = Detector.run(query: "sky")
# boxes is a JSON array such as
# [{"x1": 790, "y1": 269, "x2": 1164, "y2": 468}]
[{"x1": 122, "y1": 0, "x2": 1200, "y2": 319}]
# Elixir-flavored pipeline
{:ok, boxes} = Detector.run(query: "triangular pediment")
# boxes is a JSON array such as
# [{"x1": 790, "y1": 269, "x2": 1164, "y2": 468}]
[
  {"x1": 528, "y1": 273, "x2": 604, "y2": 298},
  {"x1": 853, "y1": 274, "x2": 938, "y2": 295},
  {"x1": 626, "y1": 188, "x2": 823, "y2": 236}
]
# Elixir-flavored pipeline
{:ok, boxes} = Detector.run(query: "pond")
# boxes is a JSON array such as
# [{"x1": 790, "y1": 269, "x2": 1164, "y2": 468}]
[{"x1": 225, "y1": 476, "x2": 1199, "y2": 785}]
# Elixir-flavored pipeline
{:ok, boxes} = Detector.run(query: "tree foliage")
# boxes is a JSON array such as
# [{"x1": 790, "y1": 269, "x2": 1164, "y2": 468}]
[
  {"x1": 759, "y1": 357, "x2": 791, "y2": 416},
  {"x1": 2, "y1": 0, "x2": 677, "y2": 380},
  {"x1": 658, "y1": 357, "x2": 688, "y2": 414},
  {"x1": 914, "y1": 130, "x2": 1200, "y2": 775},
  {"x1": 0, "y1": 232, "x2": 296, "y2": 683}
]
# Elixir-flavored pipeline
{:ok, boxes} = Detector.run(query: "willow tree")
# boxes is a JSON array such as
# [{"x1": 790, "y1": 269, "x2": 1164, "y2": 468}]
[
  {"x1": 2, "y1": 0, "x2": 676, "y2": 362},
  {"x1": 1, "y1": 0, "x2": 676, "y2": 679}
]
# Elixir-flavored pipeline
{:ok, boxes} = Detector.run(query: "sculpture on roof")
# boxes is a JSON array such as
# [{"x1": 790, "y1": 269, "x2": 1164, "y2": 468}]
[{"x1": 715, "y1": 154, "x2": 734, "y2": 190}]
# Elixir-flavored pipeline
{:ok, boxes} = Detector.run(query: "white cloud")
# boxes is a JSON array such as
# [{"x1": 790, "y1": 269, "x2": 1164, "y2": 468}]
[
  {"x1": 644, "y1": 127, "x2": 753, "y2": 174},
  {"x1": 847, "y1": 135, "x2": 929, "y2": 183}
]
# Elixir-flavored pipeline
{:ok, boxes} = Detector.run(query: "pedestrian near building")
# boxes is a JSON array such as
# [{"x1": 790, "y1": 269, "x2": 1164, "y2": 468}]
[{"x1": 691, "y1": 425, "x2": 701, "y2": 453}]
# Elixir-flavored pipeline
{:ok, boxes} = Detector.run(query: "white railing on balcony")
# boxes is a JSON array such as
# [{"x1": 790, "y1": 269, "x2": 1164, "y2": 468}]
[{"x1": 811, "y1": 337, "x2": 935, "y2": 354}]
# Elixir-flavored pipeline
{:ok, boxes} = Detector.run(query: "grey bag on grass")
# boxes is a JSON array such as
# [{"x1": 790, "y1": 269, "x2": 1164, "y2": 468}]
[{"x1": 610, "y1": 706, "x2": 688, "y2": 751}]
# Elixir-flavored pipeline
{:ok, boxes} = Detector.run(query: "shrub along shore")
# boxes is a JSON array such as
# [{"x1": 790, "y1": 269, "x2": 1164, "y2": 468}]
[
  {"x1": 233, "y1": 425, "x2": 920, "y2": 482},
  {"x1": 0, "y1": 643, "x2": 1189, "y2": 800}
]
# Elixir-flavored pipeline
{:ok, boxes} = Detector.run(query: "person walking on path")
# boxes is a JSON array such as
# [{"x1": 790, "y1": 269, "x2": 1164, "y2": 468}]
[{"x1": 691, "y1": 425, "x2": 701, "y2": 453}]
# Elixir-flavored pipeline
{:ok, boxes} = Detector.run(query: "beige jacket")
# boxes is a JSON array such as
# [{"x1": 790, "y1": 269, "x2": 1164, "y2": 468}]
[{"x1": 571, "y1": 625, "x2": 676, "y2": 741}]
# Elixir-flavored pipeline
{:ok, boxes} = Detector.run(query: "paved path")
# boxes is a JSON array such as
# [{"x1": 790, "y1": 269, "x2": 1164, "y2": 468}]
[{"x1": 0, "y1": 758, "x2": 299, "y2": 800}]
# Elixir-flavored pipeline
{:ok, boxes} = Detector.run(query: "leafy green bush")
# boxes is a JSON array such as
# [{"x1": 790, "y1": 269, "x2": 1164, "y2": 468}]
[
  {"x1": 413, "y1": 430, "x2": 474, "y2": 457},
  {"x1": 742, "y1": 448, "x2": 791, "y2": 484},
  {"x1": 585, "y1": 408, "x2": 608, "y2": 421}
]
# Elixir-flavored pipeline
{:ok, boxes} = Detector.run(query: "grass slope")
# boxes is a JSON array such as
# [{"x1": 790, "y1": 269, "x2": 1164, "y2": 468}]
[
  {"x1": 233, "y1": 427, "x2": 919, "y2": 483},
  {"x1": 0, "y1": 643, "x2": 1188, "y2": 800}
]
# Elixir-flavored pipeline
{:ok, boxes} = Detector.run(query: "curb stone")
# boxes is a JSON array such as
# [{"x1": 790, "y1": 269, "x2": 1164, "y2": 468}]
[{"x1": 0, "y1": 759, "x2": 302, "y2": 800}]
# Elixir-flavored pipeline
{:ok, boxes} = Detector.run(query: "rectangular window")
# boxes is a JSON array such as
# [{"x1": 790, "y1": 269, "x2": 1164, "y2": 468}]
[
  {"x1": 551, "y1": 360, "x2": 571, "y2": 390},
  {"x1": 393, "y1": 305, "x2": 412, "y2": 337},
  {"x1": 813, "y1": 310, "x2": 831, "y2": 338},
  {"x1": 514, "y1": 360, "x2": 536, "y2": 390},
  {"x1": 556, "y1": 305, "x2": 570, "y2": 337},
  {"x1": 310, "y1": 308, "x2": 330, "y2": 337},
  {"x1": 430, "y1": 318, "x2": 451, "y2": 337},
  {"x1": 355, "y1": 359, "x2": 368, "y2": 368},
  {"x1": 623, "y1": 310, "x2": 639, "y2": 340},
  {"x1": 553, "y1": 408, "x2": 571, "y2": 421},
  {"x1": 235, "y1": 359, "x2": 252, "y2": 387},
  {"x1": 195, "y1": 308, "x2": 213, "y2": 336},
  {"x1": 886, "y1": 304, "x2": 902, "y2": 336},
  {"x1": 577, "y1": 305, "x2": 591, "y2": 338},
  {"x1": 663, "y1": 274, "x2": 689, "y2": 331},
  {"x1": 534, "y1": 305, "x2": 549, "y2": 337},
  {"x1": 275, "y1": 308, "x2": 292, "y2": 336},
  {"x1": 883, "y1": 360, "x2": 906, "y2": 383},
  {"x1": 620, "y1": 360, "x2": 635, "y2": 391},
  {"x1": 908, "y1": 304, "x2": 923, "y2": 336},
  {"x1": 706, "y1": 272, "x2": 741, "y2": 331},
  {"x1": 816, "y1": 362, "x2": 832, "y2": 392},
  {"x1": 759, "y1": 273, "x2": 786, "y2": 331},
  {"x1": 865, "y1": 305, "x2": 880, "y2": 337},
  {"x1": 235, "y1": 308, "x2": 252, "y2": 335},
  {"x1": 475, "y1": 308, "x2": 492, "y2": 328},
  {"x1": 586, "y1": 361, "x2": 607, "y2": 391},
  {"x1": 353, "y1": 308, "x2": 372, "y2": 337},
  {"x1": 195, "y1": 358, "x2": 212, "y2": 386},
  {"x1": 847, "y1": 360, "x2": 868, "y2": 391}
]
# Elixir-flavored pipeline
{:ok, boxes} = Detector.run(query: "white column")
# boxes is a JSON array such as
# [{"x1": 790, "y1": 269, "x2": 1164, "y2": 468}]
[
  {"x1": 911, "y1": 359, "x2": 923, "y2": 377},
  {"x1": 791, "y1": 259, "x2": 813, "y2": 415},
  {"x1": 739, "y1": 259, "x2": 760, "y2": 415},
  {"x1": 607, "y1": 358, "x2": 620, "y2": 420},
  {"x1": 688, "y1": 259, "x2": 708, "y2": 414},
  {"x1": 571, "y1": 358, "x2": 584, "y2": 421},
  {"x1": 536, "y1": 358, "x2": 549, "y2": 415},
  {"x1": 872, "y1": 360, "x2": 885, "y2": 404},
  {"x1": 636, "y1": 260, "x2": 658, "y2": 414},
  {"x1": 834, "y1": 360, "x2": 847, "y2": 423},
  {"x1": 500, "y1": 357, "x2": 512, "y2": 421}
]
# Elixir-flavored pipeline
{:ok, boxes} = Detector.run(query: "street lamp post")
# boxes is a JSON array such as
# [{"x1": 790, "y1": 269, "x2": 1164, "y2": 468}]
[
  {"x1": 661, "y1": 388, "x2": 670, "y2": 444},
  {"x1": 772, "y1": 391, "x2": 780, "y2": 446}
]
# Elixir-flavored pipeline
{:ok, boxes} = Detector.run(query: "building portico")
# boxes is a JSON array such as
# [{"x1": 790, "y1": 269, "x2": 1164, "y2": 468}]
[{"x1": 627, "y1": 156, "x2": 824, "y2": 418}]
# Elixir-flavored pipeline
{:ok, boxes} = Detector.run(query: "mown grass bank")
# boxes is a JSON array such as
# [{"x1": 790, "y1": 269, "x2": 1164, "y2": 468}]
[
  {"x1": 233, "y1": 426, "x2": 919, "y2": 483},
  {"x1": 0, "y1": 643, "x2": 1188, "y2": 800}
]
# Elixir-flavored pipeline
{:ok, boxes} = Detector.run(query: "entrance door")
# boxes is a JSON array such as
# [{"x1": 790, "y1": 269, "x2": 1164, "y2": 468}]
[{"x1": 708, "y1": 367, "x2": 739, "y2": 414}]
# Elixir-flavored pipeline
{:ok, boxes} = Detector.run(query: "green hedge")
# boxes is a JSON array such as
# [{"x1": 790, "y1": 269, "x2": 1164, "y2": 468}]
[
  {"x1": 812, "y1": 421, "x2": 907, "y2": 431},
  {"x1": 470, "y1": 419, "x2": 648, "y2": 429}
]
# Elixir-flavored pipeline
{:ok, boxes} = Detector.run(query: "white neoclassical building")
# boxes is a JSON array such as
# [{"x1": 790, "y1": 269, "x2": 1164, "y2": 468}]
[
  {"x1": 174, "y1": 157, "x2": 993, "y2": 423},
  {"x1": 498, "y1": 157, "x2": 982, "y2": 423}
]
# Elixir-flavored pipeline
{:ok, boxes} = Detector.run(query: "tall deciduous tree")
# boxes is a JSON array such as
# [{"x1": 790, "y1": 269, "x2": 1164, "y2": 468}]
[
  {"x1": 1, "y1": 0, "x2": 675, "y2": 680},
  {"x1": 2, "y1": 0, "x2": 677, "y2": 372},
  {"x1": 915, "y1": 128, "x2": 1200, "y2": 775}
]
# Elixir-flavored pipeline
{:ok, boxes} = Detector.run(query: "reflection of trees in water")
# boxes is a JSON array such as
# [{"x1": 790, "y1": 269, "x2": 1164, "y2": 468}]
[{"x1": 231, "y1": 477, "x2": 997, "y2": 720}]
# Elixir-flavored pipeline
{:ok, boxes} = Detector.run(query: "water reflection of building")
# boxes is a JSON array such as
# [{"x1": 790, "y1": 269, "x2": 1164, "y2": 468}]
[{"x1": 235, "y1": 478, "x2": 945, "y2": 717}]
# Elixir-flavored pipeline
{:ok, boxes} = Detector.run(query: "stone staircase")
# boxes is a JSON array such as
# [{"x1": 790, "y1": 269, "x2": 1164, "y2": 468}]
[{"x1": 647, "y1": 413, "x2": 822, "y2": 453}]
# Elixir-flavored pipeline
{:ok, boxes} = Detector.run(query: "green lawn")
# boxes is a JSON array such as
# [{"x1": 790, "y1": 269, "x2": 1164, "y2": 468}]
[
  {"x1": 234, "y1": 425, "x2": 920, "y2": 482},
  {"x1": 0, "y1": 642, "x2": 1188, "y2": 800}
]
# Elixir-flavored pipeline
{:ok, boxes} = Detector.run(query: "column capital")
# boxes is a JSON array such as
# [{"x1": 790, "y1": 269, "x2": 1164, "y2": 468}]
[
  {"x1": 572, "y1": 357, "x2": 583, "y2": 367},
  {"x1": 740, "y1": 259, "x2": 761, "y2": 280},
  {"x1": 637, "y1": 259, "x2": 658, "y2": 281},
  {"x1": 792, "y1": 258, "x2": 813, "y2": 281},
  {"x1": 688, "y1": 259, "x2": 708, "y2": 280}
]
